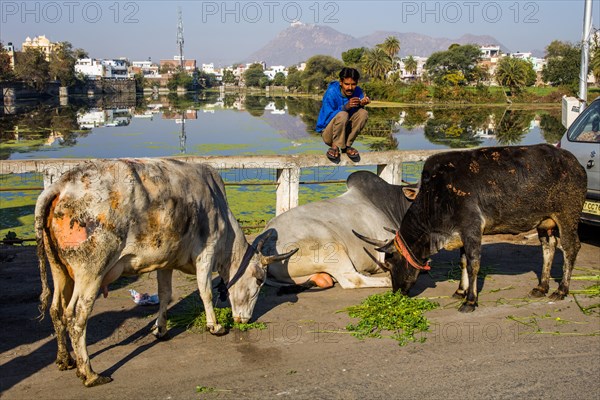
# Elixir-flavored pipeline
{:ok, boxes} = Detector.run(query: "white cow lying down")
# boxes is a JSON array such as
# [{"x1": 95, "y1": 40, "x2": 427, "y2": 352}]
[{"x1": 255, "y1": 171, "x2": 418, "y2": 290}]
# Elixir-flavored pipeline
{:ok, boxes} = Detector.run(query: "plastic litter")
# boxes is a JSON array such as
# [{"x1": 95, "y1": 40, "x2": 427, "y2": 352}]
[{"x1": 129, "y1": 289, "x2": 159, "y2": 305}]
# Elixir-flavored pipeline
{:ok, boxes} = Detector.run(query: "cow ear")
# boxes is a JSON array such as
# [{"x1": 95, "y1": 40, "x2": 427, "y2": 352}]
[{"x1": 402, "y1": 187, "x2": 419, "y2": 200}]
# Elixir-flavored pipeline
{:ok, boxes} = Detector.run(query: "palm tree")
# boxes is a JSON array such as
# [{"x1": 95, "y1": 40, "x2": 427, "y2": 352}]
[
  {"x1": 381, "y1": 36, "x2": 400, "y2": 60},
  {"x1": 495, "y1": 57, "x2": 528, "y2": 95},
  {"x1": 361, "y1": 47, "x2": 393, "y2": 80},
  {"x1": 404, "y1": 56, "x2": 418, "y2": 77}
]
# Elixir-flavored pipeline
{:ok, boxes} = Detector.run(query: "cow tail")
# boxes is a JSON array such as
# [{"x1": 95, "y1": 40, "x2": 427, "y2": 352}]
[{"x1": 35, "y1": 187, "x2": 59, "y2": 320}]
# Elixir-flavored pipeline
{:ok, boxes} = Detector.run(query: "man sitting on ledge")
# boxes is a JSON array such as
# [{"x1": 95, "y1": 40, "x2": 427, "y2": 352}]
[{"x1": 315, "y1": 67, "x2": 371, "y2": 164}]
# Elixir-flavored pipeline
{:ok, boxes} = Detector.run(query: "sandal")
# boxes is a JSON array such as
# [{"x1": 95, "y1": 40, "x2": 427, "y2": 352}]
[
  {"x1": 326, "y1": 146, "x2": 340, "y2": 164},
  {"x1": 344, "y1": 146, "x2": 361, "y2": 162}
]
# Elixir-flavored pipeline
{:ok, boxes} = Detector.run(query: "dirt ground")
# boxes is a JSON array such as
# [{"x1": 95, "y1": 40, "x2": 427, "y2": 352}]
[{"x1": 1, "y1": 228, "x2": 599, "y2": 400}]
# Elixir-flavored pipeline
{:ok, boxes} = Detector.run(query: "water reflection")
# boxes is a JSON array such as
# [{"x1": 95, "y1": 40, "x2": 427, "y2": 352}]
[{"x1": 0, "y1": 93, "x2": 565, "y2": 160}]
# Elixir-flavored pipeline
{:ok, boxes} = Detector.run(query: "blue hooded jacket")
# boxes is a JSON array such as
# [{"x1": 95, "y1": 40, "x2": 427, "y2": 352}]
[{"x1": 315, "y1": 81, "x2": 365, "y2": 133}]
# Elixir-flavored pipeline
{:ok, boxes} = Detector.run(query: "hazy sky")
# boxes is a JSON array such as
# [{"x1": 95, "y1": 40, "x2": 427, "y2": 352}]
[{"x1": 1, "y1": 0, "x2": 597, "y2": 66}]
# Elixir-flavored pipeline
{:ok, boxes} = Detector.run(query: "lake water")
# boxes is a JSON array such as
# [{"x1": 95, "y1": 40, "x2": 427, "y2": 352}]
[
  {"x1": 1, "y1": 92, "x2": 565, "y2": 160},
  {"x1": 0, "y1": 92, "x2": 565, "y2": 239}
]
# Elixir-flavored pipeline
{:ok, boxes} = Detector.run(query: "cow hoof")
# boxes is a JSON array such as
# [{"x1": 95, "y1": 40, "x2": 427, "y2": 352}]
[
  {"x1": 84, "y1": 374, "x2": 113, "y2": 387},
  {"x1": 458, "y1": 303, "x2": 477, "y2": 313},
  {"x1": 549, "y1": 291, "x2": 567, "y2": 301},
  {"x1": 529, "y1": 287, "x2": 547, "y2": 298},
  {"x1": 151, "y1": 324, "x2": 169, "y2": 340},
  {"x1": 209, "y1": 324, "x2": 226, "y2": 336},
  {"x1": 452, "y1": 291, "x2": 466, "y2": 299},
  {"x1": 56, "y1": 356, "x2": 76, "y2": 371}
]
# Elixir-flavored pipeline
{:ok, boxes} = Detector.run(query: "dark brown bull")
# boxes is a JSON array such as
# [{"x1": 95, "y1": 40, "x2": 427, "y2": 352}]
[{"x1": 356, "y1": 144, "x2": 587, "y2": 312}]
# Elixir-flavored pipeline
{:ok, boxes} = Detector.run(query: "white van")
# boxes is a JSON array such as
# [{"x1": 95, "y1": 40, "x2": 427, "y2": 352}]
[{"x1": 559, "y1": 96, "x2": 600, "y2": 226}]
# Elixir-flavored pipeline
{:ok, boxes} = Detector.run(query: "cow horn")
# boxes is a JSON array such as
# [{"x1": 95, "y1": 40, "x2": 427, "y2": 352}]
[
  {"x1": 362, "y1": 247, "x2": 391, "y2": 272},
  {"x1": 352, "y1": 229, "x2": 391, "y2": 248},
  {"x1": 260, "y1": 247, "x2": 299, "y2": 266}
]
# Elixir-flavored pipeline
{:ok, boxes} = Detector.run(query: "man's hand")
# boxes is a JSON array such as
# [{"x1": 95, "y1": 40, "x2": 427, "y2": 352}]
[
  {"x1": 347, "y1": 97, "x2": 361, "y2": 109},
  {"x1": 360, "y1": 96, "x2": 371, "y2": 106}
]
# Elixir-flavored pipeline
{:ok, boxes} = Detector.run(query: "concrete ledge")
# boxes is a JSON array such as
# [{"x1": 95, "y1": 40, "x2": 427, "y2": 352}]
[{"x1": 0, "y1": 149, "x2": 451, "y2": 215}]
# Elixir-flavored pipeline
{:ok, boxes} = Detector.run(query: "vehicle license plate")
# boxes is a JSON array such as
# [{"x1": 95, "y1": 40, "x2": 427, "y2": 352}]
[{"x1": 583, "y1": 200, "x2": 600, "y2": 216}]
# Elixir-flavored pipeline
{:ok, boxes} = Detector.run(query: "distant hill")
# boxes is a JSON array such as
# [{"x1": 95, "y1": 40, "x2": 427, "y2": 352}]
[
  {"x1": 245, "y1": 23, "x2": 363, "y2": 66},
  {"x1": 244, "y1": 24, "x2": 512, "y2": 66}
]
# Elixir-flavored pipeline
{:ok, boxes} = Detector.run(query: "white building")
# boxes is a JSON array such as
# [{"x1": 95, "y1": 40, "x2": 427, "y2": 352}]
[
  {"x1": 131, "y1": 60, "x2": 160, "y2": 77},
  {"x1": 264, "y1": 65, "x2": 287, "y2": 80},
  {"x1": 75, "y1": 58, "x2": 130, "y2": 80},
  {"x1": 75, "y1": 59, "x2": 104, "y2": 80},
  {"x1": 397, "y1": 56, "x2": 428, "y2": 80},
  {"x1": 246, "y1": 61, "x2": 267, "y2": 70},
  {"x1": 507, "y1": 52, "x2": 546, "y2": 73},
  {"x1": 480, "y1": 45, "x2": 501, "y2": 60},
  {"x1": 202, "y1": 63, "x2": 215, "y2": 74},
  {"x1": 102, "y1": 59, "x2": 129, "y2": 78}
]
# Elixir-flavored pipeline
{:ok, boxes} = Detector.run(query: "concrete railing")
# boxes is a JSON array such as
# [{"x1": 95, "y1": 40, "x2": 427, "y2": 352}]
[{"x1": 0, "y1": 150, "x2": 445, "y2": 215}]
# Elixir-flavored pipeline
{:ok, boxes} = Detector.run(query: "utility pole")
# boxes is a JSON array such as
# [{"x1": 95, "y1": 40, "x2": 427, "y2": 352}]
[
  {"x1": 578, "y1": 0, "x2": 593, "y2": 110},
  {"x1": 177, "y1": 7, "x2": 184, "y2": 70}
]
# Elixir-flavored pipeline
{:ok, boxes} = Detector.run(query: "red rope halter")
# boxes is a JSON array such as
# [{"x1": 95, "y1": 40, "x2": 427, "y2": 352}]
[{"x1": 394, "y1": 231, "x2": 431, "y2": 271}]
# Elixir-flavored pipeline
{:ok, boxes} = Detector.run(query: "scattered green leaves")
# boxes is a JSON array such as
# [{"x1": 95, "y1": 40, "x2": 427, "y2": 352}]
[
  {"x1": 507, "y1": 313, "x2": 599, "y2": 336},
  {"x1": 167, "y1": 296, "x2": 267, "y2": 333},
  {"x1": 343, "y1": 291, "x2": 438, "y2": 346},
  {"x1": 571, "y1": 273, "x2": 600, "y2": 315},
  {"x1": 195, "y1": 385, "x2": 216, "y2": 393}
]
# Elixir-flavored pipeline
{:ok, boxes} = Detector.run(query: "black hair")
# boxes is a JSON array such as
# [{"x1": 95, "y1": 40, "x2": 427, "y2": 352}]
[{"x1": 339, "y1": 67, "x2": 360, "y2": 82}]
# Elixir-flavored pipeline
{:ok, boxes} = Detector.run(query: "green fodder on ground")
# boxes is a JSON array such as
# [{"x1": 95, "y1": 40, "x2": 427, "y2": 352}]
[
  {"x1": 343, "y1": 290, "x2": 439, "y2": 346},
  {"x1": 167, "y1": 295, "x2": 267, "y2": 332}
]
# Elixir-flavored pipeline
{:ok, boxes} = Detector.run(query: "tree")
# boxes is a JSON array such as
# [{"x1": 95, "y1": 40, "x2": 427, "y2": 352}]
[
  {"x1": 0, "y1": 42, "x2": 13, "y2": 81},
  {"x1": 301, "y1": 55, "x2": 344, "y2": 91},
  {"x1": 545, "y1": 40, "x2": 573, "y2": 59},
  {"x1": 197, "y1": 70, "x2": 217, "y2": 88},
  {"x1": 259, "y1": 75, "x2": 270, "y2": 89},
  {"x1": 424, "y1": 44, "x2": 482, "y2": 84},
  {"x1": 380, "y1": 36, "x2": 400, "y2": 61},
  {"x1": 361, "y1": 47, "x2": 392, "y2": 80},
  {"x1": 495, "y1": 57, "x2": 535, "y2": 94},
  {"x1": 443, "y1": 71, "x2": 466, "y2": 86},
  {"x1": 404, "y1": 56, "x2": 418, "y2": 76},
  {"x1": 160, "y1": 63, "x2": 175, "y2": 75},
  {"x1": 342, "y1": 47, "x2": 366, "y2": 66},
  {"x1": 133, "y1": 72, "x2": 145, "y2": 92},
  {"x1": 49, "y1": 41, "x2": 77, "y2": 86},
  {"x1": 167, "y1": 70, "x2": 192, "y2": 91},
  {"x1": 243, "y1": 63, "x2": 265, "y2": 87},
  {"x1": 73, "y1": 48, "x2": 88, "y2": 60},
  {"x1": 285, "y1": 66, "x2": 302, "y2": 90},
  {"x1": 541, "y1": 40, "x2": 581, "y2": 87},
  {"x1": 272, "y1": 72, "x2": 286, "y2": 86},
  {"x1": 14, "y1": 48, "x2": 50, "y2": 90},
  {"x1": 222, "y1": 69, "x2": 236, "y2": 86}
]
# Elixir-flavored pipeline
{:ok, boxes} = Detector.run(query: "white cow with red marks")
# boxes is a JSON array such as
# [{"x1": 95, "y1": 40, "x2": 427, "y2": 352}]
[{"x1": 35, "y1": 159, "x2": 296, "y2": 387}]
